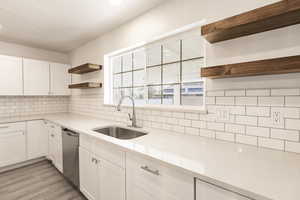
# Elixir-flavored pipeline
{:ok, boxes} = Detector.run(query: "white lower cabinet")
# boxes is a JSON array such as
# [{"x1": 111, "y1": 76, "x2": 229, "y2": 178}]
[
  {"x1": 98, "y1": 159, "x2": 125, "y2": 200},
  {"x1": 79, "y1": 146, "x2": 125, "y2": 200},
  {"x1": 195, "y1": 179, "x2": 251, "y2": 200},
  {"x1": 46, "y1": 121, "x2": 63, "y2": 173},
  {"x1": 27, "y1": 120, "x2": 49, "y2": 160},
  {"x1": 79, "y1": 147, "x2": 98, "y2": 200},
  {"x1": 126, "y1": 153, "x2": 194, "y2": 200},
  {"x1": 0, "y1": 122, "x2": 26, "y2": 168}
]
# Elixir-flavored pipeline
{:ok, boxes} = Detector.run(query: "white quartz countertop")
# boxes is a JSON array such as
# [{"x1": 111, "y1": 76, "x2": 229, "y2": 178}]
[{"x1": 1, "y1": 113, "x2": 300, "y2": 200}]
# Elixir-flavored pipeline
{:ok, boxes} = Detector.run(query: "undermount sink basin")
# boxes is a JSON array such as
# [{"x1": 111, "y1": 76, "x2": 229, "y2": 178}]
[{"x1": 93, "y1": 126, "x2": 147, "y2": 140}]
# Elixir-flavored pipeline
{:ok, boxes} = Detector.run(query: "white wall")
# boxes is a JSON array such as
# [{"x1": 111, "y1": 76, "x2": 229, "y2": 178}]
[
  {"x1": 70, "y1": 0, "x2": 280, "y2": 66},
  {"x1": 69, "y1": 0, "x2": 300, "y2": 90},
  {"x1": 0, "y1": 41, "x2": 69, "y2": 63}
]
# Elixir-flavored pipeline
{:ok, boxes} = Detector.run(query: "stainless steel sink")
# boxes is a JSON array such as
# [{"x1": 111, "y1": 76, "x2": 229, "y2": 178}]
[{"x1": 93, "y1": 126, "x2": 147, "y2": 140}]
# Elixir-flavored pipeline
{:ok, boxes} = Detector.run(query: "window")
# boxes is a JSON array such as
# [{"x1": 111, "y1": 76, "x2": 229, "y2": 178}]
[{"x1": 108, "y1": 28, "x2": 205, "y2": 108}]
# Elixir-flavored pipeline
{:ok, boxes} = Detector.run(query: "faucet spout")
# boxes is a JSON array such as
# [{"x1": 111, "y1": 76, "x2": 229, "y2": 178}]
[{"x1": 116, "y1": 96, "x2": 140, "y2": 128}]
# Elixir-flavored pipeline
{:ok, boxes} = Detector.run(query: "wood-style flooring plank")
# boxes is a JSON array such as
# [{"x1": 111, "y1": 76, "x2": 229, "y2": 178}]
[{"x1": 0, "y1": 160, "x2": 86, "y2": 200}]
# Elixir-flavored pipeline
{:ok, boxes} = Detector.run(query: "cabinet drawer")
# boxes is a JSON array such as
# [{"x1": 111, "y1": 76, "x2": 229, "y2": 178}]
[
  {"x1": 46, "y1": 122, "x2": 62, "y2": 145},
  {"x1": 195, "y1": 179, "x2": 251, "y2": 200},
  {"x1": 0, "y1": 122, "x2": 26, "y2": 133},
  {"x1": 126, "y1": 153, "x2": 194, "y2": 200},
  {"x1": 92, "y1": 139, "x2": 125, "y2": 168},
  {"x1": 80, "y1": 134, "x2": 94, "y2": 151},
  {"x1": 80, "y1": 134, "x2": 125, "y2": 168}
]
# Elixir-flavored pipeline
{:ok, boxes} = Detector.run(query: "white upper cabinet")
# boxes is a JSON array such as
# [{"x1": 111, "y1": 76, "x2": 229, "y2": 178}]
[
  {"x1": 23, "y1": 58, "x2": 50, "y2": 95},
  {"x1": 0, "y1": 55, "x2": 23, "y2": 95},
  {"x1": 50, "y1": 62, "x2": 70, "y2": 95}
]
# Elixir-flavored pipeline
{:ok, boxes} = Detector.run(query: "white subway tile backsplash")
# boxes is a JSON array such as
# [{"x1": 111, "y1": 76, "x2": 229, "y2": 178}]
[
  {"x1": 285, "y1": 96, "x2": 300, "y2": 107},
  {"x1": 216, "y1": 97, "x2": 235, "y2": 105},
  {"x1": 225, "y1": 123, "x2": 245, "y2": 134},
  {"x1": 191, "y1": 120, "x2": 206, "y2": 129},
  {"x1": 185, "y1": 113, "x2": 199, "y2": 120},
  {"x1": 173, "y1": 112, "x2": 185, "y2": 118},
  {"x1": 246, "y1": 89, "x2": 270, "y2": 96},
  {"x1": 246, "y1": 106, "x2": 270, "y2": 117},
  {"x1": 207, "y1": 122, "x2": 225, "y2": 131},
  {"x1": 286, "y1": 119, "x2": 300, "y2": 130},
  {"x1": 236, "y1": 134, "x2": 258, "y2": 146},
  {"x1": 199, "y1": 129, "x2": 215, "y2": 138},
  {"x1": 246, "y1": 126, "x2": 270, "y2": 137},
  {"x1": 258, "y1": 117, "x2": 284, "y2": 129},
  {"x1": 271, "y1": 88, "x2": 300, "y2": 96},
  {"x1": 179, "y1": 119, "x2": 192, "y2": 127},
  {"x1": 216, "y1": 132, "x2": 235, "y2": 142},
  {"x1": 258, "y1": 138, "x2": 284, "y2": 151},
  {"x1": 0, "y1": 96, "x2": 69, "y2": 117},
  {"x1": 172, "y1": 125, "x2": 185, "y2": 133},
  {"x1": 236, "y1": 97, "x2": 257, "y2": 106},
  {"x1": 206, "y1": 97, "x2": 216, "y2": 105},
  {"x1": 236, "y1": 115, "x2": 257, "y2": 126},
  {"x1": 185, "y1": 127, "x2": 199, "y2": 135},
  {"x1": 207, "y1": 90, "x2": 224, "y2": 97},
  {"x1": 258, "y1": 97, "x2": 284, "y2": 106},
  {"x1": 271, "y1": 107, "x2": 299, "y2": 119},
  {"x1": 285, "y1": 141, "x2": 300, "y2": 154},
  {"x1": 225, "y1": 90, "x2": 245, "y2": 96},
  {"x1": 70, "y1": 87, "x2": 300, "y2": 154},
  {"x1": 227, "y1": 106, "x2": 246, "y2": 115},
  {"x1": 271, "y1": 129, "x2": 299, "y2": 142}
]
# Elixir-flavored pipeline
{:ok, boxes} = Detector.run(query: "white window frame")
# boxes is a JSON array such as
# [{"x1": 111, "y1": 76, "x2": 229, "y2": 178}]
[{"x1": 104, "y1": 20, "x2": 207, "y2": 113}]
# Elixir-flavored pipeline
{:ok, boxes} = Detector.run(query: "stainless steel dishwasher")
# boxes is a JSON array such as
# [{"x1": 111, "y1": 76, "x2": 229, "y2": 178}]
[{"x1": 62, "y1": 128, "x2": 79, "y2": 188}]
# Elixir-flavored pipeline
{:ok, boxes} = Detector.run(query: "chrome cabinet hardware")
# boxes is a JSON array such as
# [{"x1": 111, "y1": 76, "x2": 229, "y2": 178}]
[
  {"x1": 0, "y1": 126, "x2": 9, "y2": 129},
  {"x1": 141, "y1": 166, "x2": 160, "y2": 176},
  {"x1": 51, "y1": 134, "x2": 55, "y2": 137},
  {"x1": 92, "y1": 158, "x2": 99, "y2": 164}
]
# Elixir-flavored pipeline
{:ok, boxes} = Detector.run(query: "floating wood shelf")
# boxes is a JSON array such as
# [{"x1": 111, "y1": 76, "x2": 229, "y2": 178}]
[
  {"x1": 68, "y1": 82, "x2": 102, "y2": 89},
  {"x1": 201, "y1": 0, "x2": 300, "y2": 43},
  {"x1": 201, "y1": 55, "x2": 300, "y2": 79},
  {"x1": 68, "y1": 63, "x2": 102, "y2": 74}
]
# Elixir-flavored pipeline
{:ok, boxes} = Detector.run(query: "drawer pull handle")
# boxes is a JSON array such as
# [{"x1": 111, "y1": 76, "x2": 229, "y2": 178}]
[
  {"x1": 92, "y1": 158, "x2": 99, "y2": 164},
  {"x1": 0, "y1": 126, "x2": 9, "y2": 129},
  {"x1": 141, "y1": 166, "x2": 160, "y2": 176}
]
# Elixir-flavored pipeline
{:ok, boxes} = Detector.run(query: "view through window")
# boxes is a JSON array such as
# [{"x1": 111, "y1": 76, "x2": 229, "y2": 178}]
[{"x1": 111, "y1": 29, "x2": 205, "y2": 107}]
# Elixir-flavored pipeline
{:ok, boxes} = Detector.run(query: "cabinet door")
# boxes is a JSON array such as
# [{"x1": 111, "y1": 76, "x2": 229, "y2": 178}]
[
  {"x1": 48, "y1": 127, "x2": 56, "y2": 163},
  {"x1": 196, "y1": 179, "x2": 250, "y2": 200},
  {"x1": 27, "y1": 120, "x2": 49, "y2": 160},
  {"x1": 23, "y1": 58, "x2": 50, "y2": 95},
  {"x1": 126, "y1": 154, "x2": 193, "y2": 200},
  {"x1": 98, "y1": 158, "x2": 125, "y2": 200},
  {"x1": 0, "y1": 131, "x2": 26, "y2": 167},
  {"x1": 55, "y1": 140, "x2": 63, "y2": 173},
  {"x1": 79, "y1": 147, "x2": 98, "y2": 200},
  {"x1": 0, "y1": 55, "x2": 23, "y2": 95},
  {"x1": 50, "y1": 62, "x2": 70, "y2": 95}
]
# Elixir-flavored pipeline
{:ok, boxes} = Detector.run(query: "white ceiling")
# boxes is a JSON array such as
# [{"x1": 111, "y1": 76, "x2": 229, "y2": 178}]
[{"x1": 0, "y1": 0, "x2": 168, "y2": 53}]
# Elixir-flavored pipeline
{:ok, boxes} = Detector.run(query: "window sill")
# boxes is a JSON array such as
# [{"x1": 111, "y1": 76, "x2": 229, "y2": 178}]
[{"x1": 103, "y1": 104, "x2": 207, "y2": 114}]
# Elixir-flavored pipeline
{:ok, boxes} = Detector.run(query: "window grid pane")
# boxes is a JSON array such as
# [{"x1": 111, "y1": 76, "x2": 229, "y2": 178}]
[{"x1": 111, "y1": 33, "x2": 205, "y2": 107}]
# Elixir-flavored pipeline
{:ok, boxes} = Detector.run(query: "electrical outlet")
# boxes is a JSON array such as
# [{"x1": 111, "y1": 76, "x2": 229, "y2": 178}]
[
  {"x1": 216, "y1": 108, "x2": 230, "y2": 122},
  {"x1": 271, "y1": 108, "x2": 284, "y2": 126}
]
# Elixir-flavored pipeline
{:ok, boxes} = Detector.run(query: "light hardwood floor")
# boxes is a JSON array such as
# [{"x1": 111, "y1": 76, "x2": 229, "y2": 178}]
[{"x1": 0, "y1": 160, "x2": 86, "y2": 200}]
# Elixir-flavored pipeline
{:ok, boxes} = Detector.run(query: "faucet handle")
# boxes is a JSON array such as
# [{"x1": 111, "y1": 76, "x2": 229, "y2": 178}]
[{"x1": 128, "y1": 113, "x2": 132, "y2": 121}]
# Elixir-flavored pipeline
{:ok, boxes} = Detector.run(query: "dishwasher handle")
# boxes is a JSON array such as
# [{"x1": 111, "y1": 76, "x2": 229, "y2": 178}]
[{"x1": 63, "y1": 128, "x2": 79, "y2": 137}]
